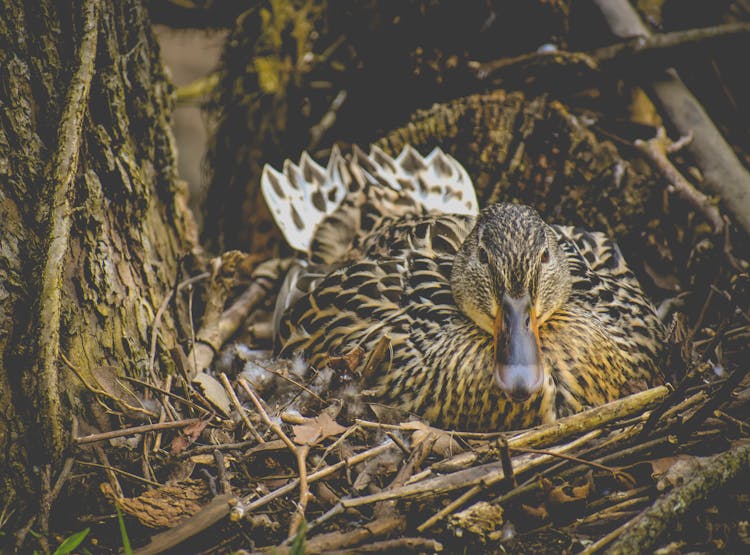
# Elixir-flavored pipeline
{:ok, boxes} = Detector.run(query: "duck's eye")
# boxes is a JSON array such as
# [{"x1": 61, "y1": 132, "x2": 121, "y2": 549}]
[
  {"x1": 478, "y1": 247, "x2": 489, "y2": 264},
  {"x1": 541, "y1": 248, "x2": 550, "y2": 264}
]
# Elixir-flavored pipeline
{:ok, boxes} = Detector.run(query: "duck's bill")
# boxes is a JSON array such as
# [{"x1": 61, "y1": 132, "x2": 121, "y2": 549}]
[{"x1": 493, "y1": 293, "x2": 545, "y2": 402}]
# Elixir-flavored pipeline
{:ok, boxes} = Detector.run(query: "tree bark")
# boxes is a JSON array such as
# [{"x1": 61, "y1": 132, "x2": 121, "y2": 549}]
[{"x1": 0, "y1": 0, "x2": 198, "y2": 529}]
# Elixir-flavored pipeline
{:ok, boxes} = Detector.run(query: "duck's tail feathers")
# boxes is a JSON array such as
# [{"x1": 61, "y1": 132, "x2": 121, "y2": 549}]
[
  {"x1": 261, "y1": 145, "x2": 350, "y2": 253},
  {"x1": 261, "y1": 144, "x2": 477, "y2": 254},
  {"x1": 353, "y1": 144, "x2": 478, "y2": 217}
]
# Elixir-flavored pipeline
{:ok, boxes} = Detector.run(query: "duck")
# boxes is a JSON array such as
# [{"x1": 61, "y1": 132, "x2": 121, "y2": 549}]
[{"x1": 260, "y1": 145, "x2": 665, "y2": 431}]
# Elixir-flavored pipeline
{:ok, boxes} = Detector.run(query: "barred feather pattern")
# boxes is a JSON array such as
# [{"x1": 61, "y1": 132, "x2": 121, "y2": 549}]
[
  {"x1": 277, "y1": 213, "x2": 665, "y2": 431},
  {"x1": 261, "y1": 144, "x2": 477, "y2": 262}
]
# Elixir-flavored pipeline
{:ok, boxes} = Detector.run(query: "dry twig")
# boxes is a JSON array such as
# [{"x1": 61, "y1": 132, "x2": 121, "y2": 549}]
[
  {"x1": 593, "y1": 0, "x2": 750, "y2": 235},
  {"x1": 238, "y1": 378, "x2": 311, "y2": 535},
  {"x1": 74, "y1": 418, "x2": 202, "y2": 445},
  {"x1": 634, "y1": 128, "x2": 724, "y2": 233},
  {"x1": 606, "y1": 440, "x2": 750, "y2": 554},
  {"x1": 219, "y1": 372, "x2": 264, "y2": 443}
]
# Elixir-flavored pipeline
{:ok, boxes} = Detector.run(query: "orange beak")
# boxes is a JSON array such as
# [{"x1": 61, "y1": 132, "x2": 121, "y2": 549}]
[{"x1": 493, "y1": 292, "x2": 545, "y2": 402}]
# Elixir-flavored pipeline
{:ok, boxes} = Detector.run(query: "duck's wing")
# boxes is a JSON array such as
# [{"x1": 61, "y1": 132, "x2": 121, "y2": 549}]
[
  {"x1": 553, "y1": 226, "x2": 655, "y2": 304},
  {"x1": 277, "y1": 212, "x2": 475, "y2": 359},
  {"x1": 261, "y1": 145, "x2": 478, "y2": 263},
  {"x1": 549, "y1": 225, "x2": 666, "y2": 410}
]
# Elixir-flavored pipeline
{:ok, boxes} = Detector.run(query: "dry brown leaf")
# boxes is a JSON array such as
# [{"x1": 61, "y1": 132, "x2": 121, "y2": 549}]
[
  {"x1": 521, "y1": 503, "x2": 549, "y2": 521},
  {"x1": 292, "y1": 422, "x2": 322, "y2": 446},
  {"x1": 547, "y1": 475, "x2": 593, "y2": 507},
  {"x1": 403, "y1": 420, "x2": 463, "y2": 457},
  {"x1": 571, "y1": 477, "x2": 593, "y2": 500},
  {"x1": 292, "y1": 412, "x2": 347, "y2": 446},
  {"x1": 192, "y1": 372, "x2": 232, "y2": 416},
  {"x1": 170, "y1": 419, "x2": 209, "y2": 455},
  {"x1": 548, "y1": 485, "x2": 582, "y2": 507},
  {"x1": 89, "y1": 365, "x2": 159, "y2": 420},
  {"x1": 327, "y1": 346, "x2": 365, "y2": 373}
]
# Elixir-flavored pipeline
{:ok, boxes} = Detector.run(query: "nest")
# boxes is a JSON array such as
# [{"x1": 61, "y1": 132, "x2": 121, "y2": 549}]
[{"x1": 71, "y1": 234, "x2": 750, "y2": 554}]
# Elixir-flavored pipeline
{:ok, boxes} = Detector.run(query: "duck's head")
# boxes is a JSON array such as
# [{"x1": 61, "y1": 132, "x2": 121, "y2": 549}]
[{"x1": 451, "y1": 204, "x2": 572, "y2": 402}]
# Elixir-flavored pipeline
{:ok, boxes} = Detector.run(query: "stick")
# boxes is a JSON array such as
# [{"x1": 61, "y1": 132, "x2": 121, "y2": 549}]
[
  {"x1": 219, "y1": 372, "x2": 264, "y2": 443},
  {"x1": 434, "y1": 386, "x2": 669, "y2": 472},
  {"x1": 319, "y1": 536, "x2": 444, "y2": 554},
  {"x1": 258, "y1": 517, "x2": 404, "y2": 555},
  {"x1": 149, "y1": 272, "x2": 209, "y2": 384},
  {"x1": 417, "y1": 429, "x2": 601, "y2": 532},
  {"x1": 677, "y1": 366, "x2": 750, "y2": 440},
  {"x1": 592, "y1": 0, "x2": 750, "y2": 236},
  {"x1": 74, "y1": 418, "x2": 202, "y2": 445},
  {"x1": 591, "y1": 22, "x2": 750, "y2": 69},
  {"x1": 605, "y1": 440, "x2": 750, "y2": 554},
  {"x1": 137, "y1": 442, "x2": 396, "y2": 555},
  {"x1": 238, "y1": 378, "x2": 310, "y2": 535},
  {"x1": 243, "y1": 441, "x2": 395, "y2": 514},
  {"x1": 175, "y1": 72, "x2": 220, "y2": 103},
  {"x1": 508, "y1": 386, "x2": 668, "y2": 450},
  {"x1": 634, "y1": 128, "x2": 724, "y2": 233},
  {"x1": 187, "y1": 277, "x2": 273, "y2": 377}
]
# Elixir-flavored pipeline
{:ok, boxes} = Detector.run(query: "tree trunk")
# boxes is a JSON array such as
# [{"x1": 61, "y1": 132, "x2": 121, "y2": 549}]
[{"x1": 0, "y1": 0, "x2": 198, "y2": 531}]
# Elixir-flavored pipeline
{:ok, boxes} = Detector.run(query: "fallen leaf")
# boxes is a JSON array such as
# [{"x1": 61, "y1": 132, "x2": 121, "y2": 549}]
[
  {"x1": 89, "y1": 365, "x2": 159, "y2": 420},
  {"x1": 547, "y1": 474, "x2": 593, "y2": 507},
  {"x1": 292, "y1": 422, "x2": 321, "y2": 446},
  {"x1": 521, "y1": 503, "x2": 549, "y2": 521},
  {"x1": 403, "y1": 420, "x2": 462, "y2": 457},
  {"x1": 292, "y1": 412, "x2": 347, "y2": 445},
  {"x1": 192, "y1": 372, "x2": 232, "y2": 416},
  {"x1": 170, "y1": 419, "x2": 209, "y2": 455},
  {"x1": 327, "y1": 346, "x2": 364, "y2": 373}
]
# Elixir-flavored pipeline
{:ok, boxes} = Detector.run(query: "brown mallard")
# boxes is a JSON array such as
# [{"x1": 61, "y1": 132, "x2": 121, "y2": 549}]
[{"x1": 261, "y1": 146, "x2": 665, "y2": 431}]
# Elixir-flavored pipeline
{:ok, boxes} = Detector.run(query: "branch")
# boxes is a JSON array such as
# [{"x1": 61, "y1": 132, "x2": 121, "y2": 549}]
[
  {"x1": 433, "y1": 385, "x2": 669, "y2": 472},
  {"x1": 591, "y1": 22, "x2": 750, "y2": 69},
  {"x1": 175, "y1": 71, "x2": 220, "y2": 103},
  {"x1": 592, "y1": 0, "x2": 750, "y2": 236},
  {"x1": 474, "y1": 23, "x2": 750, "y2": 91},
  {"x1": 135, "y1": 441, "x2": 396, "y2": 555},
  {"x1": 239, "y1": 379, "x2": 311, "y2": 537},
  {"x1": 605, "y1": 440, "x2": 750, "y2": 554},
  {"x1": 74, "y1": 418, "x2": 202, "y2": 445},
  {"x1": 187, "y1": 274, "x2": 274, "y2": 377},
  {"x1": 36, "y1": 0, "x2": 101, "y2": 458},
  {"x1": 634, "y1": 128, "x2": 724, "y2": 233}
]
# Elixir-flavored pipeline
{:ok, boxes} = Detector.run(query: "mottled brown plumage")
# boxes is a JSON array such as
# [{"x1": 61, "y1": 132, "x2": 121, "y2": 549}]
[{"x1": 262, "y1": 147, "x2": 665, "y2": 431}]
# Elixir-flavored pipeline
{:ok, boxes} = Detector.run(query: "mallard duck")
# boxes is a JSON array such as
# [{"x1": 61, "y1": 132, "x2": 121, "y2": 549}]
[{"x1": 261, "y1": 146, "x2": 665, "y2": 431}]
